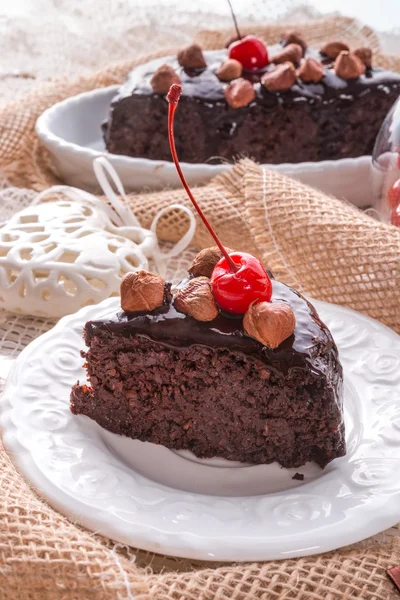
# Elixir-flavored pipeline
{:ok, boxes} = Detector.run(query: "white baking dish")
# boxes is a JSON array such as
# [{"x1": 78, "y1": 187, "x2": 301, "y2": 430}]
[{"x1": 36, "y1": 84, "x2": 373, "y2": 207}]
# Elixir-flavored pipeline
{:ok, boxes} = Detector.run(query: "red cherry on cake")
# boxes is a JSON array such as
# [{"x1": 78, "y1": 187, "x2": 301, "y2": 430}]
[
  {"x1": 210, "y1": 252, "x2": 272, "y2": 314},
  {"x1": 391, "y1": 204, "x2": 400, "y2": 227},
  {"x1": 224, "y1": 0, "x2": 268, "y2": 71},
  {"x1": 228, "y1": 35, "x2": 269, "y2": 71},
  {"x1": 167, "y1": 83, "x2": 273, "y2": 315},
  {"x1": 388, "y1": 178, "x2": 400, "y2": 209}
]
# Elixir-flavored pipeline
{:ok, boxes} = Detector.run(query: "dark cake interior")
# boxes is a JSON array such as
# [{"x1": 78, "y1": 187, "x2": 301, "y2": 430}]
[
  {"x1": 71, "y1": 279, "x2": 345, "y2": 469},
  {"x1": 103, "y1": 46, "x2": 400, "y2": 164}
]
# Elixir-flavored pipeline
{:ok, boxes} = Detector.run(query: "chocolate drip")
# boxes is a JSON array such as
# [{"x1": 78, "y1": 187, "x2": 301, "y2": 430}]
[
  {"x1": 85, "y1": 280, "x2": 340, "y2": 378},
  {"x1": 117, "y1": 48, "x2": 400, "y2": 107}
]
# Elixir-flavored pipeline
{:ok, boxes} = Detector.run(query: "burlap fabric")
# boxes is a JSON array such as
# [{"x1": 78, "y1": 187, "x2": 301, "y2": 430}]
[{"x1": 1, "y1": 15, "x2": 400, "y2": 600}]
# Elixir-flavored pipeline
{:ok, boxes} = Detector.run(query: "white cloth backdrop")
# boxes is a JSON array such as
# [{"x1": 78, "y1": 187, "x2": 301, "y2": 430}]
[{"x1": 0, "y1": 0, "x2": 399, "y2": 107}]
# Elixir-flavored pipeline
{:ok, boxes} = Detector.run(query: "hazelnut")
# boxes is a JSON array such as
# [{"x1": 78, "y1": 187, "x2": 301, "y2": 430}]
[
  {"x1": 320, "y1": 41, "x2": 350, "y2": 60},
  {"x1": 120, "y1": 270, "x2": 166, "y2": 313},
  {"x1": 281, "y1": 30, "x2": 307, "y2": 54},
  {"x1": 297, "y1": 57, "x2": 324, "y2": 83},
  {"x1": 150, "y1": 64, "x2": 181, "y2": 95},
  {"x1": 353, "y1": 47, "x2": 372, "y2": 68},
  {"x1": 334, "y1": 51, "x2": 365, "y2": 80},
  {"x1": 188, "y1": 246, "x2": 234, "y2": 278},
  {"x1": 261, "y1": 62, "x2": 296, "y2": 92},
  {"x1": 177, "y1": 44, "x2": 207, "y2": 69},
  {"x1": 174, "y1": 277, "x2": 218, "y2": 322},
  {"x1": 243, "y1": 301, "x2": 296, "y2": 349},
  {"x1": 271, "y1": 43, "x2": 303, "y2": 66},
  {"x1": 224, "y1": 78, "x2": 256, "y2": 108},
  {"x1": 216, "y1": 58, "x2": 243, "y2": 82}
]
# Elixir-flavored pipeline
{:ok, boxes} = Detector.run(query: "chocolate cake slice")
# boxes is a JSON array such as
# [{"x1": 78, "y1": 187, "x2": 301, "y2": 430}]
[
  {"x1": 75, "y1": 88, "x2": 345, "y2": 470},
  {"x1": 103, "y1": 36, "x2": 400, "y2": 164},
  {"x1": 71, "y1": 252, "x2": 345, "y2": 469}
]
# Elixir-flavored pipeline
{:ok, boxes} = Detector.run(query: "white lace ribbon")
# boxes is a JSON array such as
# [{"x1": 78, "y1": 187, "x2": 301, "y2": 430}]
[{"x1": 0, "y1": 158, "x2": 196, "y2": 318}]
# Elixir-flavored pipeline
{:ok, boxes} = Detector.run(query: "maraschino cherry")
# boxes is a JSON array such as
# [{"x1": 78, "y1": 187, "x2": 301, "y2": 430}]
[
  {"x1": 388, "y1": 177, "x2": 400, "y2": 209},
  {"x1": 391, "y1": 204, "x2": 400, "y2": 227},
  {"x1": 226, "y1": 0, "x2": 269, "y2": 71},
  {"x1": 167, "y1": 83, "x2": 272, "y2": 314},
  {"x1": 229, "y1": 36, "x2": 269, "y2": 71},
  {"x1": 211, "y1": 251, "x2": 272, "y2": 314}
]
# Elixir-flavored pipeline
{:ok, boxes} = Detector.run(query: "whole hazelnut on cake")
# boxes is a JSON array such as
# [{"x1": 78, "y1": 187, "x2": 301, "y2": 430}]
[
  {"x1": 297, "y1": 58, "x2": 324, "y2": 83},
  {"x1": 334, "y1": 51, "x2": 365, "y2": 79},
  {"x1": 120, "y1": 271, "x2": 167, "y2": 312},
  {"x1": 271, "y1": 43, "x2": 303, "y2": 66},
  {"x1": 262, "y1": 62, "x2": 297, "y2": 92},
  {"x1": 174, "y1": 277, "x2": 219, "y2": 321},
  {"x1": 224, "y1": 78, "x2": 256, "y2": 108},
  {"x1": 281, "y1": 30, "x2": 307, "y2": 54},
  {"x1": 177, "y1": 44, "x2": 207, "y2": 69},
  {"x1": 320, "y1": 41, "x2": 350, "y2": 60},
  {"x1": 151, "y1": 64, "x2": 181, "y2": 95},
  {"x1": 216, "y1": 58, "x2": 243, "y2": 82}
]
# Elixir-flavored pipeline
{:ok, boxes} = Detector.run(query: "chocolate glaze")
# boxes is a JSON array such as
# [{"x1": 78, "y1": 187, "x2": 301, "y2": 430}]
[
  {"x1": 85, "y1": 279, "x2": 341, "y2": 380},
  {"x1": 116, "y1": 48, "x2": 400, "y2": 108}
]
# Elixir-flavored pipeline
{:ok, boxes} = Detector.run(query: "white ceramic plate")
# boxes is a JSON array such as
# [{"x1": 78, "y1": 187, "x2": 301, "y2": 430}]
[
  {"x1": 1, "y1": 297, "x2": 400, "y2": 561},
  {"x1": 36, "y1": 71, "x2": 373, "y2": 207}
]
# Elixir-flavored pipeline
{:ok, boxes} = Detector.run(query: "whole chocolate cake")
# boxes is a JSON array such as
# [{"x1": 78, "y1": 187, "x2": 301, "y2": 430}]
[
  {"x1": 71, "y1": 249, "x2": 345, "y2": 469},
  {"x1": 103, "y1": 32, "x2": 400, "y2": 164}
]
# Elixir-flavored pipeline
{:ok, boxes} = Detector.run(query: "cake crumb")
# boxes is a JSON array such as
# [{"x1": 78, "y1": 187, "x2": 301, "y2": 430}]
[{"x1": 292, "y1": 472, "x2": 304, "y2": 481}]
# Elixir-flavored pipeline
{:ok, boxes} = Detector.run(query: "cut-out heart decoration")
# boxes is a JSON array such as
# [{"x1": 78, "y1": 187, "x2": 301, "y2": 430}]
[{"x1": 0, "y1": 158, "x2": 195, "y2": 318}]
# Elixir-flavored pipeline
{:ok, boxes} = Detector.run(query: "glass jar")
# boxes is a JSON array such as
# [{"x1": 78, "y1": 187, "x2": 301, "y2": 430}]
[{"x1": 372, "y1": 96, "x2": 400, "y2": 227}]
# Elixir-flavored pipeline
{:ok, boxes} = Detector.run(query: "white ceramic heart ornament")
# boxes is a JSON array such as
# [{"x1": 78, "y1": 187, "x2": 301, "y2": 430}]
[{"x1": 0, "y1": 157, "x2": 195, "y2": 318}]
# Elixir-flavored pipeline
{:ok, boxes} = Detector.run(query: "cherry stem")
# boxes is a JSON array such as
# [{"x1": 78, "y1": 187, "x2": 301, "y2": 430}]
[
  {"x1": 226, "y1": 0, "x2": 242, "y2": 40},
  {"x1": 167, "y1": 84, "x2": 238, "y2": 273}
]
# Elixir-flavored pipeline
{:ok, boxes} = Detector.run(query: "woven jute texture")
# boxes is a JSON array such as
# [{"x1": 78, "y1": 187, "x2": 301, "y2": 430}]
[{"x1": 1, "y1": 15, "x2": 400, "y2": 600}]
